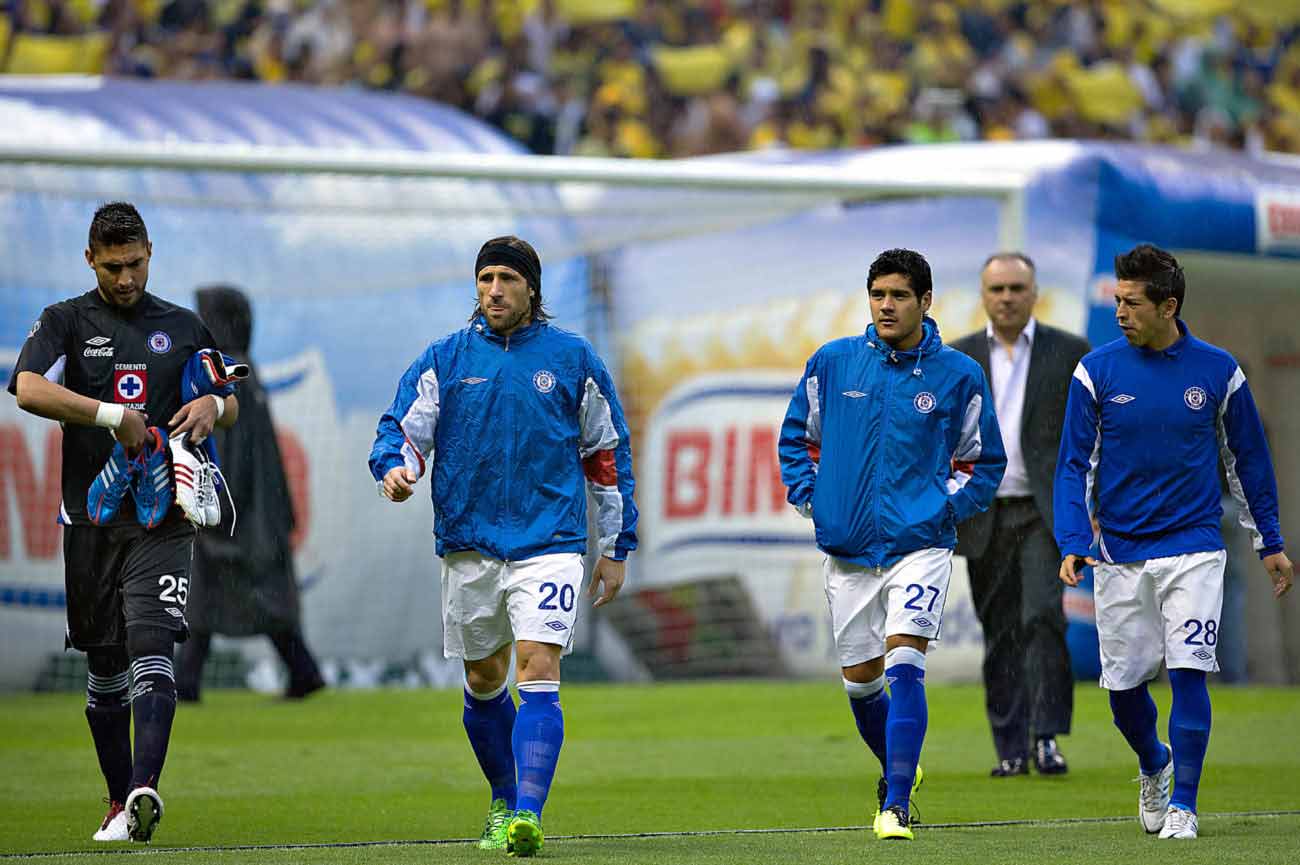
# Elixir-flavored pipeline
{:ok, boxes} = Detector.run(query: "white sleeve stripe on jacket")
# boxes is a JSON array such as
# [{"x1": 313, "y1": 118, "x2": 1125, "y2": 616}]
[
  {"x1": 1217, "y1": 366, "x2": 1264, "y2": 550},
  {"x1": 1086, "y1": 427, "x2": 1104, "y2": 559},
  {"x1": 579, "y1": 377, "x2": 619, "y2": 456},
  {"x1": 1224, "y1": 365, "x2": 1246, "y2": 399},
  {"x1": 1072, "y1": 362, "x2": 1096, "y2": 399},
  {"x1": 804, "y1": 375, "x2": 822, "y2": 445},
  {"x1": 589, "y1": 483, "x2": 623, "y2": 557},
  {"x1": 579, "y1": 376, "x2": 624, "y2": 557},
  {"x1": 399, "y1": 367, "x2": 439, "y2": 478},
  {"x1": 946, "y1": 392, "x2": 984, "y2": 494}
]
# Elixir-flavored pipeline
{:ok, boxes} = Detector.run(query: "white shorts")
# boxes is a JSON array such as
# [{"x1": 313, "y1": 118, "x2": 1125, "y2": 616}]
[
  {"x1": 441, "y1": 551, "x2": 584, "y2": 661},
  {"x1": 1093, "y1": 550, "x2": 1226, "y2": 691},
  {"x1": 824, "y1": 548, "x2": 953, "y2": 668}
]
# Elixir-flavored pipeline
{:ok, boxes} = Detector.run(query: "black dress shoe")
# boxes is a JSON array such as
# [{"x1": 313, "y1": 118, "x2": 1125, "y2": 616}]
[
  {"x1": 990, "y1": 757, "x2": 1029, "y2": 777},
  {"x1": 282, "y1": 679, "x2": 326, "y2": 700},
  {"x1": 1035, "y1": 737, "x2": 1068, "y2": 775}
]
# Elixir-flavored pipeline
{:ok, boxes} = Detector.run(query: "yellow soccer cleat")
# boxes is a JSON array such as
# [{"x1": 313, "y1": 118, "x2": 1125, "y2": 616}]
[
  {"x1": 506, "y1": 809, "x2": 544, "y2": 857},
  {"x1": 874, "y1": 805, "x2": 914, "y2": 841}
]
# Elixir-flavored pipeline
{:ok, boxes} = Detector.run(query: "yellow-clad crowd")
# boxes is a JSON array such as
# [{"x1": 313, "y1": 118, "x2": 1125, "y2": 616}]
[{"x1": 4, "y1": 0, "x2": 1300, "y2": 154}]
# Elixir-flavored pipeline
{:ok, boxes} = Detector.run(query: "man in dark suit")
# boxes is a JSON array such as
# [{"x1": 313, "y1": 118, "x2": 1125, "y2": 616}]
[{"x1": 952, "y1": 252, "x2": 1090, "y2": 777}]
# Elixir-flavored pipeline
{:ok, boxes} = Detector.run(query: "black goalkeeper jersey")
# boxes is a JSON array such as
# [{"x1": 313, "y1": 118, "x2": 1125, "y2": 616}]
[{"x1": 7, "y1": 290, "x2": 217, "y2": 527}]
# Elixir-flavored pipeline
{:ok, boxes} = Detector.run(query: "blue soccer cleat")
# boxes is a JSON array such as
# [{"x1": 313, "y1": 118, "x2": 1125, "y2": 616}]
[
  {"x1": 133, "y1": 427, "x2": 174, "y2": 529},
  {"x1": 87, "y1": 442, "x2": 137, "y2": 525}
]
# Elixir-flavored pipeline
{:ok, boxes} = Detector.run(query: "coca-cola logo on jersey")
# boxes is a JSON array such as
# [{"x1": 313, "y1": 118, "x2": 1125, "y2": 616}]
[{"x1": 83, "y1": 335, "x2": 114, "y2": 357}]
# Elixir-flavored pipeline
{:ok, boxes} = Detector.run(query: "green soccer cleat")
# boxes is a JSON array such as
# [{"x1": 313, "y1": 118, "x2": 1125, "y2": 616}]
[
  {"x1": 478, "y1": 799, "x2": 512, "y2": 851},
  {"x1": 872, "y1": 764, "x2": 924, "y2": 831},
  {"x1": 506, "y1": 809, "x2": 544, "y2": 857}
]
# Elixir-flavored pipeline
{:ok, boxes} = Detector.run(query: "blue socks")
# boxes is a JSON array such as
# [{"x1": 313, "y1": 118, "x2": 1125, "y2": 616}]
[
  {"x1": 883, "y1": 647, "x2": 927, "y2": 811},
  {"x1": 463, "y1": 684, "x2": 518, "y2": 808},
  {"x1": 513, "y1": 681, "x2": 564, "y2": 817},
  {"x1": 1109, "y1": 683, "x2": 1171, "y2": 775},
  {"x1": 845, "y1": 676, "x2": 890, "y2": 773},
  {"x1": 1168, "y1": 669, "x2": 1211, "y2": 813}
]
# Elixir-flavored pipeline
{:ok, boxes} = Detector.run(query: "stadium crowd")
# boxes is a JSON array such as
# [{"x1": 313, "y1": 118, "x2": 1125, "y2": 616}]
[{"x1": 3, "y1": 0, "x2": 1299, "y2": 156}]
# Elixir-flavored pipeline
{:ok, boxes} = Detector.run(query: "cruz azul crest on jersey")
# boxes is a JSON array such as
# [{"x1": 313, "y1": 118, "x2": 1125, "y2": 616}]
[
  {"x1": 1184, "y1": 386, "x2": 1207, "y2": 410},
  {"x1": 533, "y1": 369, "x2": 556, "y2": 394},
  {"x1": 113, "y1": 366, "x2": 148, "y2": 404},
  {"x1": 913, "y1": 391, "x2": 937, "y2": 414},
  {"x1": 147, "y1": 331, "x2": 172, "y2": 354}
]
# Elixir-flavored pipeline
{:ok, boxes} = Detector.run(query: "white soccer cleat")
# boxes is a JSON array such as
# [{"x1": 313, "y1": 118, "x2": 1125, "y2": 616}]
[
  {"x1": 1158, "y1": 806, "x2": 1198, "y2": 839},
  {"x1": 125, "y1": 786, "x2": 163, "y2": 843},
  {"x1": 1138, "y1": 744, "x2": 1174, "y2": 833},
  {"x1": 169, "y1": 433, "x2": 220, "y2": 527},
  {"x1": 197, "y1": 459, "x2": 221, "y2": 526},
  {"x1": 92, "y1": 800, "x2": 128, "y2": 841}
]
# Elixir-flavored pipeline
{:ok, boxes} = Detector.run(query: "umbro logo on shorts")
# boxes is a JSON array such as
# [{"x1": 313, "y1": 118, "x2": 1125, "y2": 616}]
[
  {"x1": 1110, "y1": 394, "x2": 1136, "y2": 404},
  {"x1": 911, "y1": 616, "x2": 933, "y2": 628},
  {"x1": 544, "y1": 620, "x2": 568, "y2": 632},
  {"x1": 1192, "y1": 649, "x2": 1213, "y2": 661}
]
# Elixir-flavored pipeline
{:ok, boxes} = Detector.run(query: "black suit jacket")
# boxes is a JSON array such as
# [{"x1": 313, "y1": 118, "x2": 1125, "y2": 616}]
[{"x1": 951, "y1": 322, "x2": 1090, "y2": 560}]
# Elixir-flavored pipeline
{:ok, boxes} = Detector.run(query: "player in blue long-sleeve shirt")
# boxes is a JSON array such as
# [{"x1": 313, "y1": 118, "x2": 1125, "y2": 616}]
[
  {"x1": 1055, "y1": 244, "x2": 1293, "y2": 841},
  {"x1": 780, "y1": 248, "x2": 1005, "y2": 841}
]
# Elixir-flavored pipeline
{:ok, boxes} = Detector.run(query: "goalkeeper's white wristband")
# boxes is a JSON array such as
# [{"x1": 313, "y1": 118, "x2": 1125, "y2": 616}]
[
  {"x1": 209, "y1": 393, "x2": 225, "y2": 420},
  {"x1": 94, "y1": 402, "x2": 124, "y2": 430}
]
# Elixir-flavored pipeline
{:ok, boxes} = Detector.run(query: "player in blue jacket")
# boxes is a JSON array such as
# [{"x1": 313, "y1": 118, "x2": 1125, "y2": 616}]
[
  {"x1": 779, "y1": 248, "x2": 1006, "y2": 841},
  {"x1": 1055, "y1": 244, "x2": 1292, "y2": 841},
  {"x1": 369, "y1": 236, "x2": 637, "y2": 857}
]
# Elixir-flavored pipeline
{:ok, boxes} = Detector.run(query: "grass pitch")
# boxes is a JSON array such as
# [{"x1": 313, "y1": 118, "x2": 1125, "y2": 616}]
[{"x1": 1, "y1": 681, "x2": 1297, "y2": 864}]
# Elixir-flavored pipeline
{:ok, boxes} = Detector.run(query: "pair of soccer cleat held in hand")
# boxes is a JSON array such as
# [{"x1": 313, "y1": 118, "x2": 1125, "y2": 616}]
[
  {"x1": 87, "y1": 348, "x2": 244, "y2": 531},
  {"x1": 87, "y1": 429, "x2": 225, "y2": 530}
]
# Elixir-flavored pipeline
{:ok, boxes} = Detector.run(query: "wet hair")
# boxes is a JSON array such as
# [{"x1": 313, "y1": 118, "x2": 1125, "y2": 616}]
[
  {"x1": 1114, "y1": 243, "x2": 1185, "y2": 316},
  {"x1": 982, "y1": 251, "x2": 1036, "y2": 277},
  {"x1": 88, "y1": 202, "x2": 148, "y2": 251},
  {"x1": 469, "y1": 235, "x2": 550, "y2": 323},
  {"x1": 867, "y1": 248, "x2": 933, "y2": 299}
]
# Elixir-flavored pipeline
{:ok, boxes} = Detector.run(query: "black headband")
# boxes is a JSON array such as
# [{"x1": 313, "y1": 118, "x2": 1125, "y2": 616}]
[{"x1": 476, "y1": 243, "x2": 540, "y2": 293}]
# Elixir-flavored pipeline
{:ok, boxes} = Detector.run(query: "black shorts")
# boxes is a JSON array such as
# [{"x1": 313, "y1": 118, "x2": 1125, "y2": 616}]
[{"x1": 63, "y1": 513, "x2": 196, "y2": 650}]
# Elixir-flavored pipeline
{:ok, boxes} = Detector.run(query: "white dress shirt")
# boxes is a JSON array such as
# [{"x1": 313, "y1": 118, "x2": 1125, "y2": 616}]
[{"x1": 986, "y1": 317, "x2": 1035, "y2": 498}]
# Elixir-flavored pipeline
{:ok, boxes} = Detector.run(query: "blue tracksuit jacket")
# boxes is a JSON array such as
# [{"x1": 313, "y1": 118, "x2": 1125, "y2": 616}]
[
  {"x1": 1054, "y1": 320, "x2": 1284, "y2": 564},
  {"x1": 779, "y1": 318, "x2": 1006, "y2": 568},
  {"x1": 369, "y1": 318, "x2": 638, "y2": 562}
]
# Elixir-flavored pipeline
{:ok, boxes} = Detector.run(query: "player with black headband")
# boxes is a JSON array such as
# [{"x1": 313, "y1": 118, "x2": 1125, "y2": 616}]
[
  {"x1": 369, "y1": 235, "x2": 638, "y2": 856},
  {"x1": 8, "y1": 202, "x2": 239, "y2": 843}
]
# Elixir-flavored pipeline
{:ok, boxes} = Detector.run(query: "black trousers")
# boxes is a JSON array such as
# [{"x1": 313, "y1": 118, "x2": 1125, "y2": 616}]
[
  {"x1": 175, "y1": 628, "x2": 324, "y2": 700},
  {"x1": 967, "y1": 498, "x2": 1073, "y2": 761}
]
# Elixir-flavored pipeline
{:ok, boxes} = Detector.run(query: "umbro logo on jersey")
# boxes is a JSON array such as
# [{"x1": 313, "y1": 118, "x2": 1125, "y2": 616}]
[
  {"x1": 1110, "y1": 394, "x2": 1135, "y2": 404},
  {"x1": 842, "y1": 390, "x2": 866, "y2": 398},
  {"x1": 84, "y1": 336, "x2": 114, "y2": 357},
  {"x1": 461, "y1": 377, "x2": 487, "y2": 385}
]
